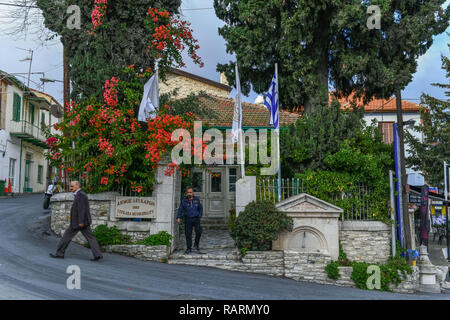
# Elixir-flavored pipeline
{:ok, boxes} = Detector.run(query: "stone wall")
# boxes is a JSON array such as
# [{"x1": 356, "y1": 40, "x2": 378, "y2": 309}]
[
  {"x1": 240, "y1": 251, "x2": 284, "y2": 277},
  {"x1": 284, "y1": 250, "x2": 332, "y2": 283},
  {"x1": 389, "y1": 267, "x2": 420, "y2": 293},
  {"x1": 339, "y1": 221, "x2": 392, "y2": 264},
  {"x1": 159, "y1": 73, "x2": 229, "y2": 100},
  {"x1": 104, "y1": 244, "x2": 169, "y2": 262},
  {"x1": 49, "y1": 166, "x2": 181, "y2": 248},
  {"x1": 50, "y1": 192, "x2": 114, "y2": 245}
]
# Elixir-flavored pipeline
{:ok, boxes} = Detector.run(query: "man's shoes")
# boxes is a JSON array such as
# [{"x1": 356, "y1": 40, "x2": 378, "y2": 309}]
[
  {"x1": 194, "y1": 246, "x2": 204, "y2": 254},
  {"x1": 49, "y1": 253, "x2": 64, "y2": 259},
  {"x1": 184, "y1": 249, "x2": 191, "y2": 254},
  {"x1": 90, "y1": 256, "x2": 103, "y2": 262}
]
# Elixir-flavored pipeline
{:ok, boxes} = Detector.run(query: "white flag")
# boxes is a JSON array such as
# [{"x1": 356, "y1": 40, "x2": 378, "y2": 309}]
[
  {"x1": 232, "y1": 65, "x2": 242, "y2": 143},
  {"x1": 138, "y1": 70, "x2": 159, "y2": 122}
]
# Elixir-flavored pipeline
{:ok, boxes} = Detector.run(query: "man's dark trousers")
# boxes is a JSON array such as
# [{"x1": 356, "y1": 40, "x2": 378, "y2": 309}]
[
  {"x1": 56, "y1": 225, "x2": 102, "y2": 257},
  {"x1": 54, "y1": 189, "x2": 102, "y2": 258},
  {"x1": 185, "y1": 216, "x2": 202, "y2": 249}
]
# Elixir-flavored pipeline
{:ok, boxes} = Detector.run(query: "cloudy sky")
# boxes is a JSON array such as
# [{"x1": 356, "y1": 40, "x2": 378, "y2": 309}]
[{"x1": 0, "y1": 0, "x2": 448, "y2": 106}]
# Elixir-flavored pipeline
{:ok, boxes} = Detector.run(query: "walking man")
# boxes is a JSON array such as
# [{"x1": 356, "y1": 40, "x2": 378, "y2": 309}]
[
  {"x1": 177, "y1": 187, "x2": 203, "y2": 254},
  {"x1": 50, "y1": 181, "x2": 103, "y2": 261}
]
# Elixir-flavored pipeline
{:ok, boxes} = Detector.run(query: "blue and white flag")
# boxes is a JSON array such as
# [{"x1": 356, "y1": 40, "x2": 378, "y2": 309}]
[{"x1": 264, "y1": 71, "x2": 279, "y2": 131}]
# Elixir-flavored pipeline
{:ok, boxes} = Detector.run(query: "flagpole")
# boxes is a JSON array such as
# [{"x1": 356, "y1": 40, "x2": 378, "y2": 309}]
[
  {"x1": 236, "y1": 64, "x2": 245, "y2": 178},
  {"x1": 275, "y1": 63, "x2": 281, "y2": 202},
  {"x1": 156, "y1": 60, "x2": 159, "y2": 109}
]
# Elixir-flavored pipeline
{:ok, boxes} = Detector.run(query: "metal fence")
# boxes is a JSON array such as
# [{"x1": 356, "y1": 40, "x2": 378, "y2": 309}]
[{"x1": 256, "y1": 177, "x2": 379, "y2": 221}]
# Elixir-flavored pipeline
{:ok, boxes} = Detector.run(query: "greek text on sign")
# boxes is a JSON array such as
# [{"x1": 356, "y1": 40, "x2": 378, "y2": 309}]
[{"x1": 115, "y1": 196, "x2": 156, "y2": 219}]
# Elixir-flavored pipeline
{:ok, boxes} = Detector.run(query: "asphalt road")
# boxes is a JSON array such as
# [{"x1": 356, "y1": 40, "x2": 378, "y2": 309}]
[{"x1": 0, "y1": 194, "x2": 448, "y2": 300}]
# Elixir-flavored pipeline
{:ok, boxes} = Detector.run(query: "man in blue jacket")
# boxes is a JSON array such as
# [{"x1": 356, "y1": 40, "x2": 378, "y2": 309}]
[{"x1": 177, "y1": 187, "x2": 203, "y2": 254}]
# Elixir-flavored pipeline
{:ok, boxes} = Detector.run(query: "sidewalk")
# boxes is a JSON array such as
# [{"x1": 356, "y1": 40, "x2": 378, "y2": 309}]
[{"x1": 428, "y1": 232, "x2": 450, "y2": 269}]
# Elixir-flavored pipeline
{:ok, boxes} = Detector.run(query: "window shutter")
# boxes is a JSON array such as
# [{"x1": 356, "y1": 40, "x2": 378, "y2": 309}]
[{"x1": 13, "y1": 93, "x2": 21, "y2": 121}]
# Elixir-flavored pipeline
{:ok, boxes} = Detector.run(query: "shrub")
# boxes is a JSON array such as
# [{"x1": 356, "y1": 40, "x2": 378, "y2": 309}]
[
  {"x1": 136, "y1": 231, "x2": 172, "y2": 246},
  {"x1": 326, "y1": 245, "x2": 413, "y2": 292},
  {"x1": 93, "y1": 225, "x2": 132, "y2": 246},
  {"x1": 232, "y1": 200, "x2": 293, "y2": 251},
  {"x1": 325, "y1": 261, "x2": 340, "y2": 280}
]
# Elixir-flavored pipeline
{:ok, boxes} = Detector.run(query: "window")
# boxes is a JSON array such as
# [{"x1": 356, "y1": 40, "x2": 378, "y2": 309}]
[
  {"x1": 41, "y1": 112, "x2": 46, "y2": 128},
  {"x1": 378, "y1": 121, "x2": 394, "y2": 144},
  {"x1": 229, "y1": 168, "x2": 237, "y2": 192},
  {"x1": 8, "y1": 158, "x2": 16, "y2": 187},
  {"x1": 192, "y1": 172, "x2": 203, "y2": 192},
  {"x1": 37, "y1": 165, "x2": 43, "y2": 184},
  {"x1": 12, "y1": 93, "x2": 21, "y2": 122},
  {"x1": 211, "y1": 172, "x2": 222, "y2": 193},
  {"x1": 29, "y1": 104, "x2": 35, "y2": 124}
]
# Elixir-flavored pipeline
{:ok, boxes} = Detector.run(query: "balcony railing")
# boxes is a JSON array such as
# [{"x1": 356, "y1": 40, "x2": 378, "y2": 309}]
[{"x1": 10, "y1": 120, "x2": 48, "y2": 148}]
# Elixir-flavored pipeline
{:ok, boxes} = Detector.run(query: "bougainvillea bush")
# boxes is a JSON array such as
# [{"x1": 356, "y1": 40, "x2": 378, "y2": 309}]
[{"x1": 44, "y1": 7, "x2": 204, "y2": 195}]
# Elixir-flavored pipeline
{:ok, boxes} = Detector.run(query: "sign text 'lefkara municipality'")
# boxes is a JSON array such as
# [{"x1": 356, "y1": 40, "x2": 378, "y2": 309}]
[{"x1": 115, "y1": 196, "x2": 156, "y2": 219}]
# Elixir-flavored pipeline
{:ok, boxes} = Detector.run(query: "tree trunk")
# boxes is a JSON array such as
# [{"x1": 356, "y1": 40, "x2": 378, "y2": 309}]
[
  {"x1": 303, "y1": 11, "x2": 330, "y2": 115},
  {"x1": 395, "y1": 90, "x2": 413, "y2": 249}
]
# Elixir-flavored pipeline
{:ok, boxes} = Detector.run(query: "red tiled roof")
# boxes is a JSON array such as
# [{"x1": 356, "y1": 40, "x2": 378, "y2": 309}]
[
  {"x1": 329, "y1": 91, "x2": 421, "y2": 113},
  {"x1": 196, "y1": 95, "x2": 300, "y2": 128}
]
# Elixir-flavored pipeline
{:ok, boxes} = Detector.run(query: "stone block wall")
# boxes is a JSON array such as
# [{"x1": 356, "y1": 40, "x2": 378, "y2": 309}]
[
  {"x1": 104, "y1": 244, "x2": 169, "y2": 262},
  {"x1": 50, "y1": 192, "x2": 114, "y2": 245},
  {"x1": 49, "y1": 166, "x2": 181, "y2": 248},
  {"x1": 159, "y1": 73, "x2": 229, "y2": 100},
  {"x1": 389, "y1": 267, "x2": 420, "y2": 293},
  {"x1": 339, "y1": 221, "x2": 392, "y2": 264},
  {"x1": 240, "y1": 251, "x2": 284, "y2": 277},
  {"x1": 284, "y1": 250, "x2": 332, "y2": 283}
]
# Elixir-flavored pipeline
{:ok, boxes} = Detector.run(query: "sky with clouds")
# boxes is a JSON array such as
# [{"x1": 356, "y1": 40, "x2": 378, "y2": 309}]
[{"x1": 0, "y1": 0, "x2": 448, "y2": 106}]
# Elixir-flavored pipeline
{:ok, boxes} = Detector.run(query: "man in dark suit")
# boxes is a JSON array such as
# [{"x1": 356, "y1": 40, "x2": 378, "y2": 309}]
[{"x1": 50, "y1": 181, "x2": 103, "y2": 261}]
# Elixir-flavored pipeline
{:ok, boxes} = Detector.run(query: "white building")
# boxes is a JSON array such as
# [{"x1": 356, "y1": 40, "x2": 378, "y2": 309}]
[
  {"x1": 0, "y1": 70, "x2": 63, "y2": 194},
  {"x1": 333, "y1": 93, "x2": 425, "y2": 186}
]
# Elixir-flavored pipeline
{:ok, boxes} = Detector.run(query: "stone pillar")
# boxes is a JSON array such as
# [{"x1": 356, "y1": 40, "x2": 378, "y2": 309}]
[
  {"x1": 153, "y1": 165, "x2": 180, "y2": 253},
  {"x1": 417, "y1": 245, "x2": 441, "y2": 293},
  {"x1": 235, "y1": 176, "x2": 256, "y2": 216}
]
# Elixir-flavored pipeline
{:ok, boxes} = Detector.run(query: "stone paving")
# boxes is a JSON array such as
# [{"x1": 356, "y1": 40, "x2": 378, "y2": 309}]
[
  {"x1": 175, "y1": 229, "x2": 236, "y2": 250},
  {"x1": 171, "y1": 229, "x2": 239, "y2": 265}
]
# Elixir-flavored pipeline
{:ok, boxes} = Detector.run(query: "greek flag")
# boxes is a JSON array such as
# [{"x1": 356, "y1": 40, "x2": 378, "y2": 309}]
[{"x1": 264, "y1": 72, "x2": 279, "y2": 131}]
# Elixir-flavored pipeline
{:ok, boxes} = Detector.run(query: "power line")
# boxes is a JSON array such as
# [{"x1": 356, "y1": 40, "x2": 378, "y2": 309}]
[{"x1": 0, "y1": 2, "x2": 38, "y2": 8}]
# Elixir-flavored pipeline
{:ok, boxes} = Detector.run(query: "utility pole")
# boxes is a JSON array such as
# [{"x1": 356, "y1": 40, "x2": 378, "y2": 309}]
[
  {"x1": 63, "y1": 46, "x2": 71, "y2": 191},
  {"x1": 63, "y1": 47, "x2": 70, "y2": 109},
  {"x1": 395, "y1": 90, "x2": 413, "y2": 250},
  {"x1": 27, "y1": 50, "x2": 33, "y2": 88}
]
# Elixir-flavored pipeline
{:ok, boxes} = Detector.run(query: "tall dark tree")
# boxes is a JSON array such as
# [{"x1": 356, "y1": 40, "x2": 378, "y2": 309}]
[
  {"x1": 405, "y1": 50, "x2": 450, "y2": 189},
  {"x1": 214, "y1": 0, "x2": 449, "y2": 113},
  {"x1": 280, "y1": 100, "x2": 365, "y2": 177},
  {"x1": 37, "y1": 0, "x2": 182, "y2": 100}
]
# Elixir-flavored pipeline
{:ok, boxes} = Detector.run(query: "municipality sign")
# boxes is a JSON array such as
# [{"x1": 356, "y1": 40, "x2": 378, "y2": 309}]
[{"x1": 115, "y1": 196, "x2": 156, "y2": 219}]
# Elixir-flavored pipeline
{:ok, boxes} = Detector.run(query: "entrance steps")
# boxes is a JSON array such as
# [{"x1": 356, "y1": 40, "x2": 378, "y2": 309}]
[
  {"x1": 200, "y1": 217, "x2": 229, "y2": 230},
  {"x1": 168, "y1": 248, "x2": 242, "y2": 269},
  {"x1": 176, "y1": 229, "x2": 235, "y2": 250},
  {"x1": 171, "y1": 230, "x2": 240, "y2": 268}
]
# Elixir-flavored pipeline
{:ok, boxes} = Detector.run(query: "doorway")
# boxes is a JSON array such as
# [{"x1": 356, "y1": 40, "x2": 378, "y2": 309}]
[{"x1": 190, "y1": 166, "x2": 239, "y2": 219}]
